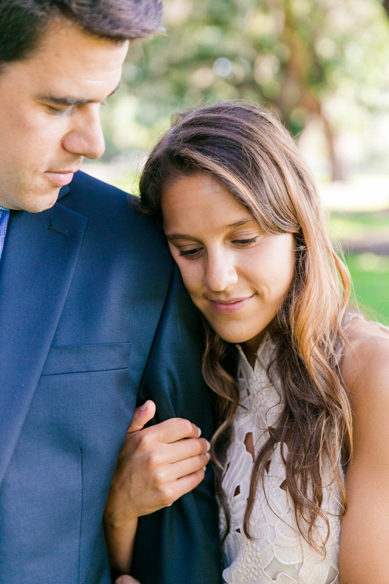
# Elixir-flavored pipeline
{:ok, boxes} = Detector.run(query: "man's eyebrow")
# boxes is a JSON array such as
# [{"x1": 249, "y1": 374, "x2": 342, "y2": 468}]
[
  {"x1": 167, "y1": 219, "x2": 256, "y2": 241},
  {"x1": 37, "y1": 82, "x2": 121, "y2": 107}
]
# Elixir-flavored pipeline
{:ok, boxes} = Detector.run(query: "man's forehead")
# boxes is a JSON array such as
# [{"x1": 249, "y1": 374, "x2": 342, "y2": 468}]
[
  {"x1": 37, "y1": 16, "x2": 127, "y2": 53},
  {"x1": 25, "y1": 17, "x2": 129, "y2": 71},
  {"x1": 0, "y1": 19, "x2": 128, "y2": 99}
]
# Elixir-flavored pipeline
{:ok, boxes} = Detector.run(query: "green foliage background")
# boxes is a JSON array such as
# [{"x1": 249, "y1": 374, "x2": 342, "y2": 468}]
[
  {"x1": 101, "y1": 0, "x2": 389, "y2": 174},
  {"x1": 96, "y1": 0, "x2": 389, "y2": 324}
]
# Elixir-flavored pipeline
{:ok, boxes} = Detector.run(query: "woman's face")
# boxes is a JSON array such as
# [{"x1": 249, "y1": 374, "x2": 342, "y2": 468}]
[{"x1": 162, "y1": 173, "x2": 295, "y2": 353}]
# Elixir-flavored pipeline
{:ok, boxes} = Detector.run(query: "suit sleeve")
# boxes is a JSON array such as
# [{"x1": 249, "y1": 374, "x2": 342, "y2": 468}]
[{"x1": 131, "y1": 266, "x2": 222, "y2": 584}]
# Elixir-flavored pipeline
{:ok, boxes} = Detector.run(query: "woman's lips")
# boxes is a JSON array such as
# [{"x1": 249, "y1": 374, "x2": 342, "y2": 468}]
[{"x1": 208, "y1": 295, "x2": 254, "y2": 314}]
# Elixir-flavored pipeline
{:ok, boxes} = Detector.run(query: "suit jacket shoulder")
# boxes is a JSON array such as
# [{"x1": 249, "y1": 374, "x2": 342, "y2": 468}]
[{"x1": 61, "y1": 170, "x2": 170, "y2": 262}]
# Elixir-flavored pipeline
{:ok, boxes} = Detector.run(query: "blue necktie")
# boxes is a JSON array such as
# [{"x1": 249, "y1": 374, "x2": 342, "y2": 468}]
[{"x1": 0, "y1": 206, "x2": 10, "y2": 261}]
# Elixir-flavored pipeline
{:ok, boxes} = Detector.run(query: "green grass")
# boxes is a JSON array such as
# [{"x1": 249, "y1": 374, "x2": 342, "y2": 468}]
[
  {"x1": 345, "y1": 254, "x2": 389, "y2": 326},
  {"x1": 327, "y1": 213, "x2": 389, "y2": 325},
  {"x1": 329, "y1": 212, "x2": 389, "y2": 240}
]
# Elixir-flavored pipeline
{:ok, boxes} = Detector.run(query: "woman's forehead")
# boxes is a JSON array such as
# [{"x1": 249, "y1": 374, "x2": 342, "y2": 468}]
[{"x1": 161, "y1": 173, "x2": 256, "y2": 235}]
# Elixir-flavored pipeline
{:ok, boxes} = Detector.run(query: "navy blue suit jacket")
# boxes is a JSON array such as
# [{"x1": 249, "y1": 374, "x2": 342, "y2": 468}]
[{"x1": 0, "y1": 171, "x2": 221, "y2": 583}]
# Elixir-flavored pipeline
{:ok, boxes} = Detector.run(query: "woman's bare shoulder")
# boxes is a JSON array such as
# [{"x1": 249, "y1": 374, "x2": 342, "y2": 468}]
[
  {"x1": 341, "y1": 316, "x2": 389, "y2": 401},
  {"x1": 340, "y1": 318, "x2": 389, "y2": 584}
]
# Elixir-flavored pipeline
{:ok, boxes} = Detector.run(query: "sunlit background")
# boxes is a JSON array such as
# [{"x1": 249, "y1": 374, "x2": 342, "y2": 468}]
[{"x1": 84, "y1": 0, "x2": 389, "y2": 324}]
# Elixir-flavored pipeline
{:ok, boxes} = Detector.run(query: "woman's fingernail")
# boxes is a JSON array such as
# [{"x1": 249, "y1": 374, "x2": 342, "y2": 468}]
[
  {"x1": 205, "y1": 440, "x2": 211, "y2": 451},
  {"x1": 197, "y1": 427, "x2": 202, "y2": 437},
  {"x1": 140, "y1": 401, "x2": 149, "y2": 411}
]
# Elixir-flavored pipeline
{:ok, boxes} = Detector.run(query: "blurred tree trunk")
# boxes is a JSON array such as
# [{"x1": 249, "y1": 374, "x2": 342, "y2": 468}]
[
  {"x1": 281, "y1": 0, "x2": 345, "y2": 180},
  {"x1": 383, "y1": 0, "x2": 389, "y2": 16},
  {"x1": 299, "y1": 92, "x2": 345, "y2": 181}
]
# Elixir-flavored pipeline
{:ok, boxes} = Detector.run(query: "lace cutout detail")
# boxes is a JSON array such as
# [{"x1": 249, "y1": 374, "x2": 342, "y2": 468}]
[{"x1": 220, "y1": 332, "x2": 342, "y2": 584}]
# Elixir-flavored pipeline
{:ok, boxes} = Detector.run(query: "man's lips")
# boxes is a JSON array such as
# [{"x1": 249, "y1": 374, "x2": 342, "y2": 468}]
[
  {"x1": 208, "y1": 295, "x2": 255, "y2": 314},
  {"x1": 44, "y1": 169, "x2": 80, "y2": 186}
]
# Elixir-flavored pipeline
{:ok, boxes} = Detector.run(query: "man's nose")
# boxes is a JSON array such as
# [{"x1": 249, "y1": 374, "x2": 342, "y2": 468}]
[
  {"x1": 62, "y1": 107, "x2": 106, "y2": 160},
  {"x1": 205, "y1": 251, "x2": 238, "y2": 292}
]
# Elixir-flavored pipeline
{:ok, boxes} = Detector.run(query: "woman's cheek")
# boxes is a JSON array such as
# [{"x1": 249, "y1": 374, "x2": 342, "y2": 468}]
[{"x1": 180, "y1": 265, "x2": 202, "y2": 298}]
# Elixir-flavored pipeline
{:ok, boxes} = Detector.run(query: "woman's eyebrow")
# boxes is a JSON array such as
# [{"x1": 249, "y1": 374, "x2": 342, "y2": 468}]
[
  {"x1": 166, "y1": 233, "x2": 200, "y2": 242},
  {"x1": 228, "y1": 219, "x2": 256, "y2": 228},
  {"x1": 166, "y1": 219, "x2": 256, "y2": 241}
]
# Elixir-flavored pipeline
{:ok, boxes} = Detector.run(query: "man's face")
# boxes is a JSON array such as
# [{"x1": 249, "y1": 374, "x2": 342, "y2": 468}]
[{"x1": 0, "y1": 19, "x2": 129, "y2": 212}]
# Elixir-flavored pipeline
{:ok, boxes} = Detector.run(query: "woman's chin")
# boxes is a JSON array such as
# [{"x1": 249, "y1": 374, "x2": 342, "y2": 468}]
[
  {"x1": 209, "y1": 320, "x2": 274, "y2": 349},
  {"x1": 212, "y1": 328, "x2": 263, "y2": 346}
]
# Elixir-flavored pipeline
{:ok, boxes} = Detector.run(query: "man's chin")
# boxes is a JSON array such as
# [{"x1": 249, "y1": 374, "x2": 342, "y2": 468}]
[{"x1": 25, "y1": 189, "x2": 61, "y2": 213}]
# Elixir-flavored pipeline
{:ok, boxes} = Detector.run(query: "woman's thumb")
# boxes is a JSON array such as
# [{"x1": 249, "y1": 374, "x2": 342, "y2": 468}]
[{"x1": 127, "y1": 400, "x2": 156, "y2": 433}]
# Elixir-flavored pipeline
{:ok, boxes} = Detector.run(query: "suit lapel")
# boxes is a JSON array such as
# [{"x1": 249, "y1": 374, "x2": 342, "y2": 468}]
[{"x1": 0, "y1": 200, "x2": 87, "y2": 485}]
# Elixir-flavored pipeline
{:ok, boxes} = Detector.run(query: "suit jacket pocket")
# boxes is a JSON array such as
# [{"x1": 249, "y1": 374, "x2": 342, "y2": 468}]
[{"x1": 41, "y1": 342, "x2": 132, "y2": 376}]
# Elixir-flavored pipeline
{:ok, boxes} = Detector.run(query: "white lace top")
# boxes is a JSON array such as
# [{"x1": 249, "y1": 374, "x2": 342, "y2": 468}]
[{"x1": 220, "y1": 332, "x2": 342, "y2": 584}]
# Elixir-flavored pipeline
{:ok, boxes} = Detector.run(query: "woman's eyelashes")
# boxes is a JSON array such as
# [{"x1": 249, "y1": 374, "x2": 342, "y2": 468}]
[
  {"x1": 231, "y1": 236, "x2": 260, "y2": 247},
  {"x1": 177, "y1": 235, "x2": 261, "y2": 259},
  {"x1": 179, "y1": 247, "x2": 203, "y2": 258}
]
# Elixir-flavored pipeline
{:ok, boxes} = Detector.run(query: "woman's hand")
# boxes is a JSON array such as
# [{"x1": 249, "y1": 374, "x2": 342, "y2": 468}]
[
  {"x1": 105, "y1": 402, "x2": 210, "y2": 529},
  {"x1": 105, "y1": 401, "x2": 157, "y2": 575},
  {"x1": 125, "y1": 399, "x2": 157, "y2": 433},
  {"x1": 104, "y1": 400, "x2": 211, "y2": 574},
  {"x1": 115, "y1": 576, "x2": 140, "y2": 584}
]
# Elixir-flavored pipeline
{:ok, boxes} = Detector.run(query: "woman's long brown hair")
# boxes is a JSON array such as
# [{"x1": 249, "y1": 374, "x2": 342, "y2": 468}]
[{"x1": 137, "y1": 102, "x2": 352, "y2": 552}]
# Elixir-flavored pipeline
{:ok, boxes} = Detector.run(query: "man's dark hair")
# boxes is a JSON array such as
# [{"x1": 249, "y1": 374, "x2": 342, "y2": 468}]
[{"x1": 0, "y1": 0, "x2": 164, "y2": 65}]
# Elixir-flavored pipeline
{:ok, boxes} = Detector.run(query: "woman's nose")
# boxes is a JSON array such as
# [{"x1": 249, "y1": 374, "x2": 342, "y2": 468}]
[{"x1": 205, "y1": 252, "x2": 238, "y2": 292}]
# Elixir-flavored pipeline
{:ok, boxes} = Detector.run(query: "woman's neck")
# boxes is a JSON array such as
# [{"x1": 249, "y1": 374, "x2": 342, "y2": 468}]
[{"x1": 241, "y1": 328, "x2": 269, "y2": 368}]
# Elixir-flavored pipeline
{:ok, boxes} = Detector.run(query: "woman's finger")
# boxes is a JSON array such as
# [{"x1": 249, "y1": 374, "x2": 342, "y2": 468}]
[
  {"x1": 169, "y1": 451, "x2": 211, "y2": 481},
  {"x1": 154, "y1": 436, "x2": 211, "y2": 467},
  {"x1": 134, "y1": 417, "x2": 202, "y2": 444},
  {"x1": 167, "y1": 468, "x2": 207, "y2": 503},
  {"x1": 115, "y1": 575, "x2": 140, "y2": 584},
  {"x1": 127, "y1": 400, "x2": 156, "y2": 433}
]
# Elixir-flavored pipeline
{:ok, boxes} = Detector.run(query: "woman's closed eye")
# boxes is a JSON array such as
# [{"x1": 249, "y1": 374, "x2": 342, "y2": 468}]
[
  {"x1": 177, "y1": 236, "x2": 261, "y2": 259},
  {"x1": 179, "y1": 246, "x2": 204, "y2": 258},
  {"x1": 231, "y1": 236, "x2": 260, "y2": 247}
]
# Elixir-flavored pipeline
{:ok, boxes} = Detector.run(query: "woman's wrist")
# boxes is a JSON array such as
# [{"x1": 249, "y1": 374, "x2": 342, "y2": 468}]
[
  {"x1": 104, "y1": 515, "x2": 139, "y2": 573},
  {"x1": 104, "y1": 510, "x2": 139, "y2": 532}
]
